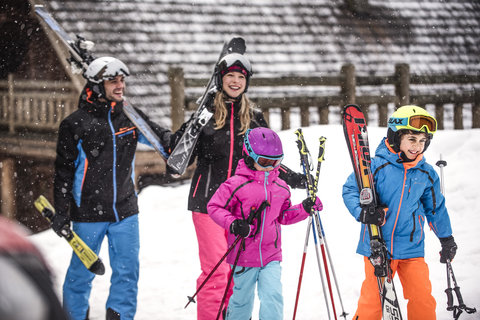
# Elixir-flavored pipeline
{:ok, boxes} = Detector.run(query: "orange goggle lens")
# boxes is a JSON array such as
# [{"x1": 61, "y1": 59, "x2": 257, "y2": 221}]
[
  {"x1": 257, "y1": 156, "x2": 282, "y2": 168},
  {"x1": 409, "y1": 115, "x2": 437, "y2": 133}
]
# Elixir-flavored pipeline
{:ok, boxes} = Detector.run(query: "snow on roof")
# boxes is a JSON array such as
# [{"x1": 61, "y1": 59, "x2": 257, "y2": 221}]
[{"x1": 43, "y1": 0, "x2": 480, "y2": 125}]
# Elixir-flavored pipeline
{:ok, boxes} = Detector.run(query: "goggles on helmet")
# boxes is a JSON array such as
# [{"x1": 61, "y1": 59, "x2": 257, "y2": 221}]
[
  {"x1": 218, "y1": 53, "x2": 252, "y2": 76},
  {"x1": 388, "y1": 114, "x2": 437, "y2": 134}
]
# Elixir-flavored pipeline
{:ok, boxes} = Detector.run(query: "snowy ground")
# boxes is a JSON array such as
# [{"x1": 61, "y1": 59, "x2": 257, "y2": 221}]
[{"x1": 31, "y1": 124, "x2": 480, "y2": 319}]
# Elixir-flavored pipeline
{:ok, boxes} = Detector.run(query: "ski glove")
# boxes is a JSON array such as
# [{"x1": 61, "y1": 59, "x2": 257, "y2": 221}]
[
  {"x1": 51, "y1": 214, "x2": 70, "y2": 237},
  {"x1": 359, "y1": 205, "x2": 387, "y2": 226},
  {"x1": 439, "y1": 236, "x2": 457, "y2": 263},
  {"x1": 278, "y1": 164, "x2": 312, "y2": 189},
  {"x1": 230, "y1": 219, "x2": 251, "y2": 238},
  {"x1": 302, "y1": 196, "x2": 323, "y2": 215}
]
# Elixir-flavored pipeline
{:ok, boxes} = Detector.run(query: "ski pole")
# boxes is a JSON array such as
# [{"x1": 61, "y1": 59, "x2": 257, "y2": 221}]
[
  {"x1": 316, "y1": 211, "x2": 348, "y2": 320},
  {"x1": 293, "y1": 130, "x2": 334, "y2": 319},
  {"x1": 214, "y1": 201, "x2": 270, "y2": 318},
  {"x1": 313, "y1": 136, "x2": 348, "y2": 319},
  {"x1": 436, "y1": 156, "x2": 477, "y2": 319},
  {"x1": 184, "y1": 233, "x2": 241, "y2": 308},
  {"x1": 184, "y1": 200, "x2": 269, "y2": 309},
  {"x1": 292, "y1": 216, "x2": 313, "y2": 320}
]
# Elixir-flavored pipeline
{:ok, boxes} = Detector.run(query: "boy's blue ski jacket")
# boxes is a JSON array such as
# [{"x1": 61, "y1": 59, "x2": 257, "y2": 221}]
[{"x1": 343, "y1": 137, "x2": 453, "y2": 259}]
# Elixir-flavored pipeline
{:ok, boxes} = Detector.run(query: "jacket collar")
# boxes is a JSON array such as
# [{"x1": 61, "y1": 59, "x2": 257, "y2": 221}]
[{"x1": 377, "y1": 138, "x2": 424, "y2": 170}]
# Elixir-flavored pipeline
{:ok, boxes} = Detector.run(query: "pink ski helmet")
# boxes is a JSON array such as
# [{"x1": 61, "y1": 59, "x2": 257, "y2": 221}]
[{"x1": 243, "y1": 127, "x2": 283, "y2": 168}]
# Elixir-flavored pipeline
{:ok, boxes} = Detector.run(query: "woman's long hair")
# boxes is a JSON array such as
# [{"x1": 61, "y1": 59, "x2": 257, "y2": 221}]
[{"x1": 213, "y1": 91, "x2": 253, "y2": 134}]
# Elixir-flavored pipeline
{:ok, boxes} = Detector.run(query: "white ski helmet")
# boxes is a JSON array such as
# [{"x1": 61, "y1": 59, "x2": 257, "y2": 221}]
[
  {"x1": 83, "y1": 57, "x2": 130, "y2": 84},
  {"x1": 215, "y1": 53, "x2": 253, "y2": 93}
]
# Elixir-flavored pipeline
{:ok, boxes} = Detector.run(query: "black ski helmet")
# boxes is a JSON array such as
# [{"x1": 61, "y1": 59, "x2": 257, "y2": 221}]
[
  {"x1": 215, "y1": 53, "x2": 253, "y2": 93},
  {"x1": 83, "y1": 57, "x2": 130, "y2": 99},
  {"x1": 387, "y1": 105, "x2": 437, "y2": 153}
]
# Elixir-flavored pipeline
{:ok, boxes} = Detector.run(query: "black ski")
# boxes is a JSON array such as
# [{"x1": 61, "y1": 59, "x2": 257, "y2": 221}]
[
  {"x1": 35, "y1": 5, "x2": 168, "y2": 161},
  {"x1": 342, "y1": 104, "x2": 402, "y2": 320},
  {"x1": 166, "y1": 37, "x2": 246, "y2": 175}
]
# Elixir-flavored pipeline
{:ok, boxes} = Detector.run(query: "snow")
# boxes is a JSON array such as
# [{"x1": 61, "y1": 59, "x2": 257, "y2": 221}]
[{"x1": 30, "y1": 124, "x2": 480, "y2": 319}]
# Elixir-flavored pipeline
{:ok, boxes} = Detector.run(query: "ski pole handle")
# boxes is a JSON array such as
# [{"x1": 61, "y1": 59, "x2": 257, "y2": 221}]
[
  {"x1": 436, "y1": 154, "x2": 447, "y2": 195},
  {"x1": 445, "y1": 287, "x2": 454, "y2": 311},
  {"x1": 318, "y1": 137, "x2": 326, "y2": 163},
  {"x1": 294, "y1": 128, "x2": 309, "y2": 156}
]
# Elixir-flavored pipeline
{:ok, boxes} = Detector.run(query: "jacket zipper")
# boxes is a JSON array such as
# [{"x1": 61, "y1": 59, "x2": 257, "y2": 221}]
[
  {"x1": 227, "y1": 102, "x2": 234, "y2": 179},
  {"x1": 258, "y1": 171, "x2": 269, "y2": 267},
  {"x1": 108, "y1": 110, "x2": 120, "y2": 222},
  {"x1": 204, "y1": 164, "x2": 212, "y2": 198}
]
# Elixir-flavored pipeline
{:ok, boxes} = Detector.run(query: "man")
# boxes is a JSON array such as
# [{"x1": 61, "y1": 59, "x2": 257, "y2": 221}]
[{"x1": 51, "y1": 57, "x2": 171, "y2": 320}]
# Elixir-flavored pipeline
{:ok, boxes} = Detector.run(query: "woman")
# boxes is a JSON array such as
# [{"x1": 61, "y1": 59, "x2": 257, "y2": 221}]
[{"x1": 171, "y1": 53, "x2": 305, "y2": 319}]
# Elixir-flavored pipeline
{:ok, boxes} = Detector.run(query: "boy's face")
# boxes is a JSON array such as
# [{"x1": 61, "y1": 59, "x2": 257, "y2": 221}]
[
  {"x1": 399, "y1": 132, "x2": 428, "y2": 160},
  {"x1": 103, "y1": 75, "x2": 126, "y2": 102}
]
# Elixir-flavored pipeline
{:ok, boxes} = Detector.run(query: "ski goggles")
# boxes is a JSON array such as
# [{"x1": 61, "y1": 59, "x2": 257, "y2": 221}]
[
  {"x1": 243, "y1": 140, "x2": 283, "y2": 168},
  {"x1": 389, "y1": 115, "x2": 437, "y2": 134},
  {"x1": 253, "y1": 154, "x2": 284, "y2": 169}
]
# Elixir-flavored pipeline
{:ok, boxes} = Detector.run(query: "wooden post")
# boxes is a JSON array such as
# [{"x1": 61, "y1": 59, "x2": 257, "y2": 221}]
[
  {"x1": 395, "y1": 63, "x2": 410, "y2": 108},
  {"x1": 378, "y1": 103, "x2": 388, "y2": 127},
  {"x1": 435, "y1": 103, "x2": 445, "y2": 130},
  {"x1": 168, "y1": 67, "x2": 185, "y2": 131},
  {"x1": 473, "y1": 89, "x2": 480, "y2": 129},
  {"x1": 300, "y1": 106, "x2": 309, "y2": 127},
  {"x1": 0, "y1": 158, "x2": 16, "y2": 219},
  {"x1": 340, "y1": 64, "x2": 356, "y2": 105},
  {"x1": 8, "y1": 74, "x2": 14, "y2": 133},
  {"x1": 318, "y1": 106, "x2": 329, "y2": 125},
  {"x1": 281, "y1": 108, "x2": 291, "y2": 130},
  {"x1": 262, "y1": 107, "x2": 270, "y2": 127},
  {"x1": 453, "y1": 103, "x2": 463, "y2": 130}
]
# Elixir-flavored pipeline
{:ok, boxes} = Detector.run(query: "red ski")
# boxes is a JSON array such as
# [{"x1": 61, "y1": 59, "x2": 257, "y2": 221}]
[{"x1": 342, "y1": 104, "x2": 402, "y2": 320}]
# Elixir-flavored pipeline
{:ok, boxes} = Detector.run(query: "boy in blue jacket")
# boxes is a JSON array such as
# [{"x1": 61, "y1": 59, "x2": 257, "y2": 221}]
[{"x1": 343, "y1": 105, "x2": 457, "y2": 319}]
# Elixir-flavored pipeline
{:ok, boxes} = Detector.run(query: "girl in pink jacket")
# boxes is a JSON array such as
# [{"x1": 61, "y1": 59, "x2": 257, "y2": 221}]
[{"x1": 207, "y1": 127, "x2": 322, "y2": 319}]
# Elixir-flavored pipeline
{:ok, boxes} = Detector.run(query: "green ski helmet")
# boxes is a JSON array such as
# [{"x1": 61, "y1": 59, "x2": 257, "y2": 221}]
[{"x1": 387, "y1": 105, "x2": 437, "y2": 153}]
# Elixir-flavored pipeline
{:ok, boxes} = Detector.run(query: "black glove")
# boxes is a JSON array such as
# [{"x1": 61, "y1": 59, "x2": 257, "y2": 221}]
[
  {"x1": 230, "y1": 219, "x2": 251, "y2": 238},
  {"x1": 51, "y1": 214, "x2": 70, "y2": 237},
  {"x1": 302, "y1": 196, "x2": 323, "y2": 214},
  {"x1": 359, "y1": 205, "x2": 387, "y2": 226},
  {"x1": 439, "y1": 236, "x2": 457, "y2": 263},
  {"x1": 278, "y1": 165, "x2": 312, "y2": 189}
]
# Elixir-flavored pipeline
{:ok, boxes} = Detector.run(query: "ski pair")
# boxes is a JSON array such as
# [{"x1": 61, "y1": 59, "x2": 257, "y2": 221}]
[
  {"x1": 34, "y1": 196, "x2": 105, "y2": 275},
  {"x1": 293, "y1": 129, "x2": 347, "y2": 320},
  {"x1": 342, "y1": 104, "x2": 402, "y2": 320},
  {"x1": 184, "y1": 201, "x2": 270, "y2": 316},
  {"x1": 34, "y1": 5, "x2": 169, "y2": 161},
  {"x1": 167, "y1": 37, "x2": 246, "y2": 175}
]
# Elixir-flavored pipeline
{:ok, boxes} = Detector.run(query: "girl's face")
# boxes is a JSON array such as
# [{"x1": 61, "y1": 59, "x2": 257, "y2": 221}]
[
  {"x1": 399, "y1": 133, "x2": 428, "y2": 160},
  {"x1": 222, "y1": 72, "x2": 246, "y2": 98}
]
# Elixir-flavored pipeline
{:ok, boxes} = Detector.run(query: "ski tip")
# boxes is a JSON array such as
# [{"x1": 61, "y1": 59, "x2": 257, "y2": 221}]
[{"x1": 89, "y1": 258, "x2": 106, "y2": 275}]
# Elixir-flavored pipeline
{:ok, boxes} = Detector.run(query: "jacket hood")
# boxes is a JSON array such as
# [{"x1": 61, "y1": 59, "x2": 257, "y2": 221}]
[
  {"x1": 375, "y1": 137, "x2": 425, "y2": 170},
  {"x1": 234, "y1": 159, "x2": 280, "y2": 183}
]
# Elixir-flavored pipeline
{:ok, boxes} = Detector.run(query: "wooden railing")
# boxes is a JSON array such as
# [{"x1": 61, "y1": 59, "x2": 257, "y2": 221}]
[
  {"x1": 0, "y1": 74, "x2": 78, "y2": 133},
  {"x1": 169, "y1": 63, "x2": 480, "y2": 131}
]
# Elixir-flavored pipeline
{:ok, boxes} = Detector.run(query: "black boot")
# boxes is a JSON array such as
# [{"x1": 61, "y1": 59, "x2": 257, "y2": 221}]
[
  {"x1": 84, "y1": 307, "x2": 90, "y2": 320},
  {"x1": 106, "y1": 308, "x2": 120, "y2": 320}
]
